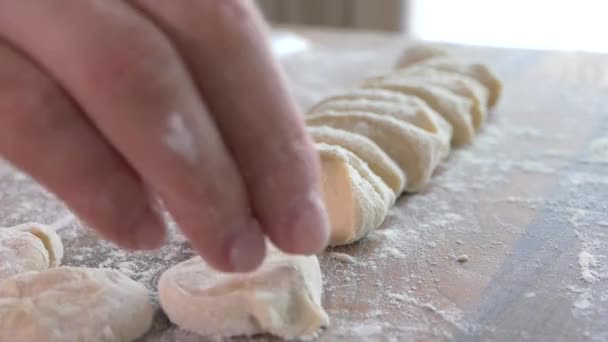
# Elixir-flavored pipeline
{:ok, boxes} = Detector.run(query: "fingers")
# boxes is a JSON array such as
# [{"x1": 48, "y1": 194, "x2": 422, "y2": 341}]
[
  {"x1": 0, "y1": 1, "x2": 265, "y2": 271},
  {"x1": 131, "y1": 0, "x2": 330, "y2": 254},
  {"x1": 0, "y1": 42, "x2": 165, "y2": 250}
]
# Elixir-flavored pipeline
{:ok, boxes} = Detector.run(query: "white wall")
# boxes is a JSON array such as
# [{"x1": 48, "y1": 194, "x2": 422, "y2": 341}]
[{"x1": 410, "y1": 0, "x2": 608, "y2": 52}]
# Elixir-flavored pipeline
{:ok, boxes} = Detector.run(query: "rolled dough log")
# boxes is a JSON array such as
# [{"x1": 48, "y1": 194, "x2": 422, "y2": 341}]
[
  {"x1": 361, "y1": 78, "x2": 475, "y2": 146},
  {"x1": 0, "y1": 267, "x2": 154, "y2": 342},
  {"x1": 12, "y1": 222, "x2": 64, "y2": 267},
  {"x1": 308, "y1": 111, "x2": 444, "y2": 192},
  {"x1": 308, "y1": 126, "x2": 406, "y2": 195},
  {"x1": 310, "y1": 93, "x2": 452, "y2": 155},
  {"x1": 0, "y1": 230, "x2": 49, "y2": 281},
  {"x1": 158, "y1": 245, "x2": 329, "y2": 339},
  {"x1": 376, "y1": 66, "x2": 490, "y2": 130}
]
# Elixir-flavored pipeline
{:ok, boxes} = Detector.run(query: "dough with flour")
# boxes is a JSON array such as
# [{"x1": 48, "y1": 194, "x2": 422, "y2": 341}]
[
  {"x1": 158, "y1": 245, "x2": 329, "y2": 339},
  {"x1": 361, "y1": 78, "x2": 475, "y2": 146},
  {"x1": 12, "y1": 223, "x2": 64, "y2": 267},
  {"x1": 0, "y1": 230, "x2": 49, "y2": 281},
  {"x1": 308, "y1": 126, "x2": 406, "y2": 195},
  {"x1": 377, "y1": 66, "x2": 490, "y2": 130},
  {"x1": 308, "y1": 111, "x2": 445, "y2": 192},
  {"x1": 0, "y1": 267, "x2": 154, "y2": 342},
  {"x1": 310, "y1": 91, "x2": 452, "y2": 155}
]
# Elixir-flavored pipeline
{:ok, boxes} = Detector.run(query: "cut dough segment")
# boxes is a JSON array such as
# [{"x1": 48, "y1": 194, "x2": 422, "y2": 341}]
[
  {"x1": 400, "y1": 55, "x2": 502, "y2": 107},
  {"x1": 0, "y1": 230, "x2": 49, "y2": 281},
  {"x1": 310, "y1": 95, "x2": 452, "y2": 155},
  {"x1": 158, "y1": 245, "x2": 329, "y2": 339},
  {"x1": 308, "y1": 111, "x2": 444, "y2": 192},
  {"x1": 395, "y1": 44, "x2": 449, "y2": 68},
  {"x1": 308, "y1": 126, "x2": 406, "y2": 195},
  {"x1": 361, "y1": 78, "x2": 475, "y2": 146},
  {"x1": 13, "y1": 222, "x2": 64, "y2": 267},
  {"x1": 0, "y1": 267, "x2": 154, "y2": 342},
  {"x1": 378, "y1": 66, "x2": 490, "y2": 130},
  {"x1": 317, "y1": 143, "x2": 388, "y2": 244}
]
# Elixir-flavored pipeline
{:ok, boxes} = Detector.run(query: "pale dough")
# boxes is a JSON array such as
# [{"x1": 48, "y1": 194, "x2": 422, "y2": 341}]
[
  {"x1": 376, "y1": 66, "x2": 490, "y2": 130},
  {"x1": 0, "y1": 267, "x2": 154, "y2": 342},
  {"x1": 361, "y1": 78, "x2": 475, "y2": 146},
  {"x1": 310, "y1": 92, "x2": 452, "y2": 155},
  {"x1": 308, "y1": 111, "x2": 445, "y2": 192},
  {"x1": 0, "y1": 230, "x2": 49, "y2": 281},
  {"x1": 12, "y1": 222, "x2": 64, "y2": 267},
  {"x1": 308, "y1": 126, "x2": 406, "y2": 195},
  {"x1": 396, "y1": 46, "x2": 501, "y2": 107},
  {"x1": 158, "y1": 244, "x2": 329, "y2": 339}
]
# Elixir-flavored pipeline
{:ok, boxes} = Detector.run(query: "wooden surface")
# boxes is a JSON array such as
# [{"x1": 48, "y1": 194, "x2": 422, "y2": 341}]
[{"x1": 1, "y1": 28, "x2": 608, "y2": 341}]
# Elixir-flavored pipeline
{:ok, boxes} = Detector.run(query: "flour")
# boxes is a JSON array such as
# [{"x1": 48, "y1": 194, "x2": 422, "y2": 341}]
[
  {"x1": 578, "y1": 251, "x2": 599, "y2": 283},
  {"x1": 164, "y1": 113, "x2": 198, "y2": 164},
  {"x1": 587, "y1": 137, "x2": 608, "y2": 162}
]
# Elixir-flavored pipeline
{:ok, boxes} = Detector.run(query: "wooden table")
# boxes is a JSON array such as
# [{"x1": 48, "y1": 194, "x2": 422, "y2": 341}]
[{"x1": 1, "y1": 28, "x2": 607, "y2": 341}]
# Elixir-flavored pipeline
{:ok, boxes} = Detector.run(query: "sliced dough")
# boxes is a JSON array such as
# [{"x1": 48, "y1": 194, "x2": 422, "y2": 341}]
[
  {"x1": 12, "y1": 223, "x2": 63, "y2": 267},
  {"x1": 310, "y1": 94, "x2": 452, "y2": 155},
  {"x1": 0, "y1": 230, "x2": 49, "y2": 281},
  {"x1": 377, "y1": 66, "x2": 490, "y2": 130},
  {"x1": 395, "y1": 44, "x2": 449, "y2": 68},
  {"x1": 158, "y1": 244, "x2": 329, "y2": 339},
  {"x1": 317, "y1": 143, "x2": 388, "y2": 244},
  {"x1": 308, "y1": 126, "x2": 406, "y2": 195},
  {"x1": 0, "y1": 267, "x2": 154, "y2": 342},
  {"x1": 361, "y1": 78, "x2": 475, "y2": 146},
  {"x1": 399, "y1": 55, "x2": 502, "y2": 107},
  {"x1": 308, "y1": 111, "x2": 444, "y2": 192}
]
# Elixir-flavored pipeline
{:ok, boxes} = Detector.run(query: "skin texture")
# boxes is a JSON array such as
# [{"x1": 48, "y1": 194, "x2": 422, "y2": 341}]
[{"x1": 0, "y1": 0, "x2": 329, "y2": 272}]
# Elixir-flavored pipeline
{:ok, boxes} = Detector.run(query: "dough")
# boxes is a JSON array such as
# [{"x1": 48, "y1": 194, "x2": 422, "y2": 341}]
[
  {"x1": 308, "y1": 111, "x2": 444, "y2": 192},
  {"x1": 12, "y1": 223, "x2": 64, "y2": 267},
  {"x1": 394, "y1": 44, "x2": 449, "y2": 68},
  {"x1": 396, "y1": 52, "x2": 502, "y2": 107},
  {"x1": 377, "y1": 66, "x2": 490, "y2": 130},
  {"x1": 158, "y1": 245, "x2": 329, "y2": 339},
  {"x1": 0, "y1": 230, "x2": 49, "y2": 281},
  {"x1": 0, "y1": 267, "x2": 154, "y2": 342},
  {"x1": 361, "y1": 78, "x2": 475, "y2": 146},
  {"x1": 308, "y1": 126, "x2": 406, "y2": 195},
  {"x1": 310, "y1": 92, "x2": 452, "y2": 155}
]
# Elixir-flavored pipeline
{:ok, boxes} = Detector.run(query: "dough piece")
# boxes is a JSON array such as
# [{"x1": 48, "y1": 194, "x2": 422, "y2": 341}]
[
  {"x1": 398, "y1": 55, "x2": 502, "y2": 107},
  {"x1": 361, "y1": 78, "x2": 475, "y2": 146},
  {"x1": 395, "y1": 44, "x2": 449, "y2": 68},
  {"x1": 308, "y1": 126, "x2": 406, "y2": 195},
  {"x1": 12, "y1": 222, "x2": 64, "y2": 267},
  {"x1": 377, "y1": 66, "x2": 490, "y2": 130},
  {"x1": 317, "y1": 143, "x2": 387, "y2": 245},
  {"x1": 310, "y1": 94, "x2": 452, "y2": 155},
  {"x1": 308, "y1": 111, "x2": 444, "y2": 192},
  {"x1": 0, "y1": 230, "x2": 49, "y2": 281},
  {"x1": 158, "y1": 245, "x2": 329, "y2": 339},
  {"x1": 0, "y1": 267, "x2": 154, "y2": 342}
]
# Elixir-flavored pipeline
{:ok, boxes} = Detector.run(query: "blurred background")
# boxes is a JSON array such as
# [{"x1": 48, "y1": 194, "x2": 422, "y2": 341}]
[{"x1": 257, "y1": 0, "x2": 608, "y2": 53}]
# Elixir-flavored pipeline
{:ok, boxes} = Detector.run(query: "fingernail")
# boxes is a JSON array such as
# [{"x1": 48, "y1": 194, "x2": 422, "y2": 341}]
[
  {"x1": 286, "y1": 191, "x2": 330, "y2": 254},
  {"x1": 133, "y1": 213, "x2": 166, "y2": 250},
  {"x1": 228, "y1": 221, "x2": 266, "y2": 272}
]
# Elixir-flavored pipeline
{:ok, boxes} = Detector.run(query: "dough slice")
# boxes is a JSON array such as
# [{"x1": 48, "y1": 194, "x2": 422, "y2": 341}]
[
  {"x1": 361, "y1": 78, "x2": 475, "y2": 146},
  {"x1": 308, "y1": 126, "x2": 406, "y2": 195},
  {"x1": 317, "y1": 143, "x2": 388, "y2": 244},
  {"x1": 395, "y1": 44, "x2": 450, "y2": 68},
  {"x1": 308, "y1": 111, "x2": 444, "y2": 192},
  {"x1": 0, "y1": 267, "x2": 154, "y2": 342},
  {"x1": 310, "y1": 95, "x2": 452, "y2": 155},
  {"x1": 0, "y1": 230, "x2": 49, "y2": 281},
  {"x1": 158, "y1": 245, "x2": 329, "y2": 339},
  {"x1": 400, "y1": 56, "x2": 502, "y2": 107},
  {"x1": 377, "y1": 66, "x2": 490, "y2": 130},
  {"x1": 12, "y1": 222, "x2": 64, "y2": 267}
]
